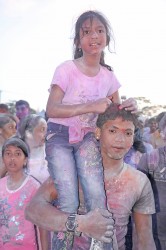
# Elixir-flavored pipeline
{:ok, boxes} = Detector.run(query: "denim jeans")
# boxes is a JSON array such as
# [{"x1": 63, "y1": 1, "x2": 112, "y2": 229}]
[{"x1": 46, "y1": 123, "x2": 106, "y2": 213}]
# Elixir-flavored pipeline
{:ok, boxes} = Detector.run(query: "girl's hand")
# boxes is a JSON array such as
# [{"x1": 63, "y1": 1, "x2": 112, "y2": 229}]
[
  {"x1": 119, "y1": 98, "x2": 138, "y2": 114},
  {"x1": 91, "y1": 98, "x2": 112, "y2": 114}
]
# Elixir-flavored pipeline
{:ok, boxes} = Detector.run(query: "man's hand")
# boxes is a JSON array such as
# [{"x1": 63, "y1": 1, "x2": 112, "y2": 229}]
[{"x1": 77, "y1": 208, "x2": 115, "y2": 243}]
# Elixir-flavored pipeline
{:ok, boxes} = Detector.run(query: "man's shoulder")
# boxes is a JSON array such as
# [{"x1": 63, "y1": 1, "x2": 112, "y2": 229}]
[{"x1": 125, "y1": 163, "x2": 147, "y2": 178}]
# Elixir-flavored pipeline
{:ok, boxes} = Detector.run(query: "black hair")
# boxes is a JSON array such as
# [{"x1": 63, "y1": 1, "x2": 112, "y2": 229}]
[
  {"x1": 0, "y1": 103, "x2": 9, "y2": 112},
  {"x1": 73, "y1": 10, "x2": 114, "y2": 71},
  {"x1": 0, "y1": 114, "x2": 17, "y2": 128},
  {"x1": 15, "y1": 100, "x2": 30, "y2": 108},
  {"x1": 96, "y1": 103, "x2": 138, "y2": 129},
  {"x1": 133, "y1": 128, "x2": 146, "y2": 153}
]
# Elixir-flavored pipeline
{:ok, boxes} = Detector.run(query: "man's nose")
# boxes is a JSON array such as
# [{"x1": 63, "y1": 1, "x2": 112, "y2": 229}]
[{"x1": 115, "y1": 132, "x2": 125, "y2": 141}]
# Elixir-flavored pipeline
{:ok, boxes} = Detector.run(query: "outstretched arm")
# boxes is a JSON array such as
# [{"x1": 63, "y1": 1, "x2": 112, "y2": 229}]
[
  {"x1": 46, "y1": 85, "x2": 117, "y2": 118},
  {"x1": 25, "y1": 177, "x2": 115, "y2": 243}
]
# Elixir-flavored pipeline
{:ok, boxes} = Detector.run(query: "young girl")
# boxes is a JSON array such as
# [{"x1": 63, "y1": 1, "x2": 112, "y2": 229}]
[
  {"x1": 46, "y1": 10, "x2": 137, "y2": 249},
  {"x1": 0, "y1": 136, "x2": 49, "y2": 250}
]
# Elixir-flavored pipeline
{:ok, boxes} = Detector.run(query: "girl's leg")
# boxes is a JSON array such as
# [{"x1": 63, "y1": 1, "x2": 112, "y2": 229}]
[
  {"x1": 45, "y1": 123, "x2": 79, "y2": 212},
  {"x1": 75, "y1": 132, "x2": 114, "y2": 250},
  {"x1": 75, "y1": 132, "x2": 106, "y2": 211},
  {"x1": 45, "y1": 123, "x2": 79, "y2": 250}
]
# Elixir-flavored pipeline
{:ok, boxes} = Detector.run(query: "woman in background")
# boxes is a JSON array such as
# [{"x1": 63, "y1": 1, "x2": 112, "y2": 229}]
[{"x1": 17, "y1": 114, "x2": 49, "y2": 183}]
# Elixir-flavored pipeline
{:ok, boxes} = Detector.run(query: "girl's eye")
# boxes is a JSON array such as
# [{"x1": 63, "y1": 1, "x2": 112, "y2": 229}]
[
  {"x1": 98, "y1": 29, "x2": 104, "y2": 33},
  {"x1": 83, "y1": 30, "x2": 90, "y2": 35}
]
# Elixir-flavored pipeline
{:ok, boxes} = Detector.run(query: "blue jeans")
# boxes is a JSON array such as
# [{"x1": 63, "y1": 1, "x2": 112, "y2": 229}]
[{"x1": 45, "y1": 123, "x2": 106, "y2": 213}]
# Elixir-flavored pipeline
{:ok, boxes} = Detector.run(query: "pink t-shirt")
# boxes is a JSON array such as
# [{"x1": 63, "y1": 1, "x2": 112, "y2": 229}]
[
  {"x1": 0, "y1": 175, "x2": 40, "y2": 250},
  {"x1": 48, "y1": 60, "x2": 121, "y2": 143}
]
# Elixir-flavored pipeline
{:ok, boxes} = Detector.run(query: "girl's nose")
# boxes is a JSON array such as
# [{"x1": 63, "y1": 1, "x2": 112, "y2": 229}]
[{"x1": 91, "y1": 30, "x2": 98, "y2": 38}]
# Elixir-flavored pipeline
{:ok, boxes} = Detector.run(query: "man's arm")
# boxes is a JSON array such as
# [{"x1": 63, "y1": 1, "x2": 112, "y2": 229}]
[
  {"x1": 25, "y1": 177, "x2": 115, "y2": 243},
  {"x1": 133, "y1": 212, "x2": 156, "y2": 250}
]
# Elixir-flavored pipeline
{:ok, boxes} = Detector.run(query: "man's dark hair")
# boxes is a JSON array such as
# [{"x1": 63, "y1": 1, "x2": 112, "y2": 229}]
[
  {"x1": 0, "y1": 103, "x2": 9, "y2": 112},
  {"x1": 96, "y1": 103, "x2": 138, "y2": 128},
  {"x1": 15, "y1": 100, "x2": 30, "y2": 108}
]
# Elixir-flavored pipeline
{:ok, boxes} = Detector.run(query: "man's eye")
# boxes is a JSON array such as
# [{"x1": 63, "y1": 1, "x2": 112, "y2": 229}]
[
  {"x1": 5, "y1": 152, "x2": 10, "y2": 156},
  {"x1": 126, "y1": 132, "x2": 133, "y2": 136},
  {"x1": 109, "y1": 129, "x2": 115, "y2": 133}
]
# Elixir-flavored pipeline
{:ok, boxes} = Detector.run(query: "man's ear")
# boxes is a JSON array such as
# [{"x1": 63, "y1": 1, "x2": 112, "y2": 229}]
[{"x1": 95, "y1": 127, "x2": 101, "y2": 140}]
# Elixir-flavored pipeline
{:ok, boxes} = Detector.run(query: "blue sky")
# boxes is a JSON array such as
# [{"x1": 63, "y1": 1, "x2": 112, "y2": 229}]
[{"x1": 0, "y1": 0, "x2": 166, "y2": 110}]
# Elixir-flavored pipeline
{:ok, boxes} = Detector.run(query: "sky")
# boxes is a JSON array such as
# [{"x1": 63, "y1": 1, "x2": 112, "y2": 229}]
[{"x1": 0, "y1": 0, "x2": 166, "y2": 111}]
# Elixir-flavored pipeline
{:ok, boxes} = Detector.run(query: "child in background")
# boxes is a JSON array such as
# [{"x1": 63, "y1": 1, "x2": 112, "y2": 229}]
[
  {"x1": 0, "y1": 137, "x2": 49, "y2": 250},
  {"x1": 46, "y1": 10, "x2": 137, "y2": 249}
]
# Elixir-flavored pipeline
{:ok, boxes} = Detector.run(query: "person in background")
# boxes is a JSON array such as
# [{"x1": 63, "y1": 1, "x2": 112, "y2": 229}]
[
  {"x1": 0, "y1": 114, "x2": 17, "y2": 178},
  {"x1": 15, "y1": 100, "x2": 31, "y2": 123},
  {"x1": 0, "y1": 136, "x2": 49, "y2": 250},
  {"x1": 124, "y1": 127, "x2": 146, "y2": 169},
  {"x1": 138, "y1": 112, "x2": 166, "y2": 250},
  {"x1": 46, "y1": 10, "x2": 137, "y2": 250},
  {"x1": 0, "y1": 103, "x2": 9, "y2": 114},
  {"x1": 17, "y1": 114, "x2": 49, "y2": 183},
  {"x1": 137, "y1": 116, "x2": 154, "y2": 153},
  {"x1": 146, "y1": 117, "x2": 165, "y2": 149}
]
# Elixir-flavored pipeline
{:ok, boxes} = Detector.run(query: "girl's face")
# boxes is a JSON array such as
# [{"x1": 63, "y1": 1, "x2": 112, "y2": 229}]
[
  {"x1": 79, "y1": 17, "x2": 107, "y2": 56},
  {"x1": 3, "y1": 145, "x2": 27, "y2": 174},
  {"x1": 1, "y1": 120, "x2": 17, "y2": 139},
  {"x1": 27, "y1": 118, "x2": 47, "y2": 147}
]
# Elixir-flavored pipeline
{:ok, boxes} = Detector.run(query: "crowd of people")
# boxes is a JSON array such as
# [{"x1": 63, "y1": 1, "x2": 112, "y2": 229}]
[{"x1": 0, "y1": 9, "x2": 166, "y2": 250}]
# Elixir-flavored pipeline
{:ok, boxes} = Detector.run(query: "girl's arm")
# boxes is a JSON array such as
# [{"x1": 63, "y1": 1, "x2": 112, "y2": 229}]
[
  {"x1": 46, "y1": 84, "x2": 111, "y2": 118},
  {"x1": 109, "y1": 91, "x2": 138, "y2": 113},
  {"x1": 108, "y1": 90, "x2": 121, "y2": 104}
]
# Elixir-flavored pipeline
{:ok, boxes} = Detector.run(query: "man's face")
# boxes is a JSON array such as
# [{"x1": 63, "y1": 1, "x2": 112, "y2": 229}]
[
  {"x1": 149, "y1": 121, "x2": 158, "y2": 133},
  {"x1": 16, "y1": 105, "x2": 30, "y2": 120},
  {"x1": 97, "y1": 117, "x2": 135, "y2": 160}
]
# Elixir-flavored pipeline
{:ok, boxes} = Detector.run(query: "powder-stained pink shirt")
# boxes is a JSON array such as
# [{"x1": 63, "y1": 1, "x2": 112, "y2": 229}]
[
  {"x1": 48, "y1": 60, "x2": 121, "y2": 143},
  {"x1": 0, "y1": 175, "x2": 40, "y2": 250}
]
